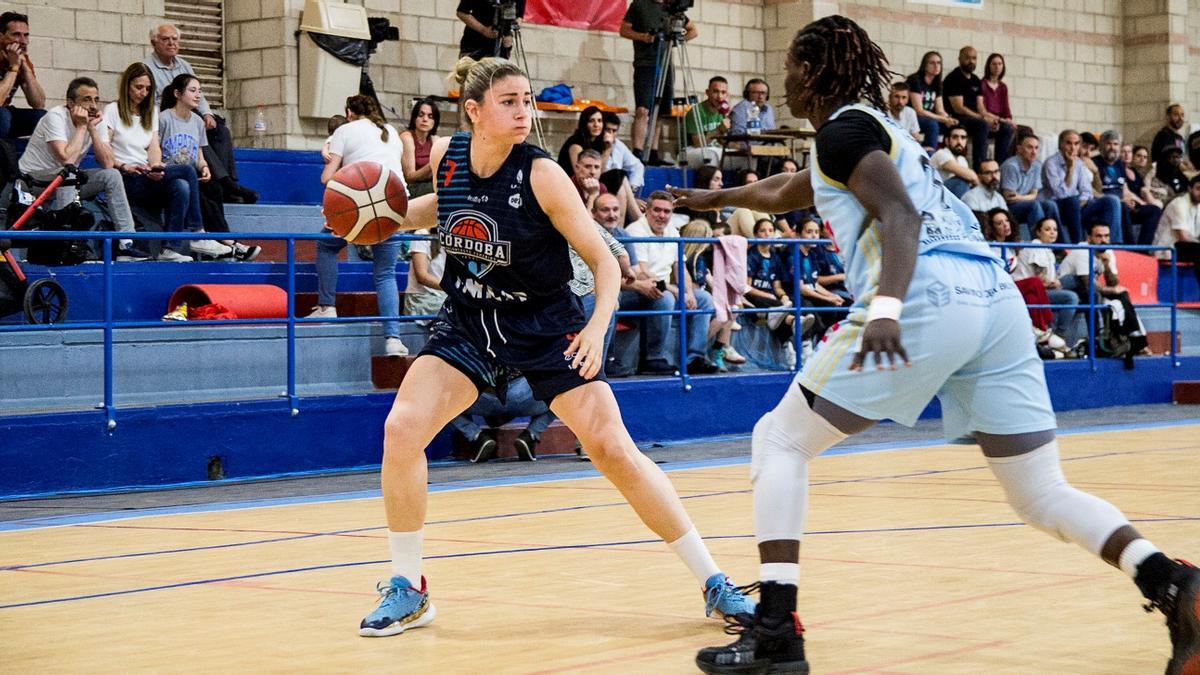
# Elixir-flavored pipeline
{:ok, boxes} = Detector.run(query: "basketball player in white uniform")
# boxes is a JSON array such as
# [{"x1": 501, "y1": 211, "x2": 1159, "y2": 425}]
[{"x1": 674, "y1": 15, "x2": 1200, "y2": 675}]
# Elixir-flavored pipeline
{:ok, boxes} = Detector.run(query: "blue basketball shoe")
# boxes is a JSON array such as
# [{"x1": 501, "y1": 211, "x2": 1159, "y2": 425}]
[
  {"x1": 359, "y1": 575, "x2": 436, "y2": 637},
  {"x1": 704, "y1": 573, "x2": 758, "y2": 619}
]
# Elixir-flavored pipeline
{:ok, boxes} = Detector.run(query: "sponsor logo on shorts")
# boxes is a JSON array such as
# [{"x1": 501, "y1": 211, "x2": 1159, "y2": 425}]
[{"x1": 927, "y1": 281, "x2": 951, "y2": 307}]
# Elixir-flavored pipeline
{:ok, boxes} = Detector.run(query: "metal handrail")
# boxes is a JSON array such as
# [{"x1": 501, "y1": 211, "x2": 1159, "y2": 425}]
[{"x1": 0, "y1": 230, "x2": 1183, "y2": 426}]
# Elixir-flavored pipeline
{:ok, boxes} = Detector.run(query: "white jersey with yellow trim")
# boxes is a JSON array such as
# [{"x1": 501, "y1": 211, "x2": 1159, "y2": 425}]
[{"x1": 809, "y1": 104, "x2": 999, "y2": 303}]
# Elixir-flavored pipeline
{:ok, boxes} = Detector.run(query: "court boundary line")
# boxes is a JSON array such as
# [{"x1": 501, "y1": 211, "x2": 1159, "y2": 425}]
[{"x1": 2, "y1": 417, "x2": 1197, "y2": 533}]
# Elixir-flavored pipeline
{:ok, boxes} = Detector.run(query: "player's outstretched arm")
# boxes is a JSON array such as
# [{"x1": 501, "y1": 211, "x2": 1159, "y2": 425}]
[
  {"x1": 669, "y1": 170, "x2": 814, "y2": 214},
  {"x1": 847, "y1": 150, "x2": 921, "y2": 371},
  {"x1": 399, "y1": 136, "x2": 454, "y2": 231},
  {"x1": 531, "y1": 157, "x2": 617, "y2": 381}
]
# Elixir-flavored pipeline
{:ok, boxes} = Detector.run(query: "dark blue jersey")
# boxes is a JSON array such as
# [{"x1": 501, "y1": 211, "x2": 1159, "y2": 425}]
[{"x1": 436, "y1": 131, "x2": 574, "y2": 310}]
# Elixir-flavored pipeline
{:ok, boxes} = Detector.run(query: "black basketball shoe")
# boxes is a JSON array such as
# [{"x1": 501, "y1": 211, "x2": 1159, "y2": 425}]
[
  {"x1": 1145, "y1": 559, "x2": 1200, "y2": 675},
  {"x1": 695, "y1": 608, "x2": 809, "y2": 674}
]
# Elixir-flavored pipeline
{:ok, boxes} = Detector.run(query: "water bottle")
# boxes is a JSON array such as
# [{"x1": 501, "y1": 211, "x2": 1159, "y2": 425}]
[
  {"x1": 253, "y1": 106, "x2": 267, "y2": 138},
  {"x1": 747, "y1": 104, "x2": 761, "y2": 136}
]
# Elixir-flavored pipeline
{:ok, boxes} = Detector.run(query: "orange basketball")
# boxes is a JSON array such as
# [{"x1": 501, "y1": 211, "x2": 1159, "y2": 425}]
[{"x1": 322, "y1": 161, "x2": 408, "y2": 245}]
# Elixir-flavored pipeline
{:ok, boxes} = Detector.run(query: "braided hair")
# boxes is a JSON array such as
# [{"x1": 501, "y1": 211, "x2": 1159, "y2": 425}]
[{"x1": 786, "y1": 16, "x2": 893, "y2": 115}]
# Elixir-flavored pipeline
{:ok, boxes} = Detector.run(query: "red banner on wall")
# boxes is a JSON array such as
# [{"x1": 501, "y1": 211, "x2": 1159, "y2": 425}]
[{"x1": 524, "y1": 0, "x2": 626, "y2": 32}]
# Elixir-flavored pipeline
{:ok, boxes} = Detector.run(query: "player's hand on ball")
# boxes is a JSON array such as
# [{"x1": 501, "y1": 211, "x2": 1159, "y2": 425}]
[
  {"x1": 851, "y1": 319, "x2": 910, "y2": 371},
  {"x1": 564, "y1": 323, "x2": 606, "y2": 380},
  {"x1": 667, "y1": 185, "x2": 721, "y2": 212}
]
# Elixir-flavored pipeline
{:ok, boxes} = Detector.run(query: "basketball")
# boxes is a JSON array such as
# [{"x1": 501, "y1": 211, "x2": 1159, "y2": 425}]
[{"x1": 322, "y1": 161, "x2": 408, "y2": 245}]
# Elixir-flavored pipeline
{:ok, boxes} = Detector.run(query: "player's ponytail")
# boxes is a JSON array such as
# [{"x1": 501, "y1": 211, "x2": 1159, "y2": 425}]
[
  {"x1": 345, "y1": 94, "x2": 389, "y2": 143},
  {"x1": 453, "y1": 56, "x2": 528, "y2": 127}
]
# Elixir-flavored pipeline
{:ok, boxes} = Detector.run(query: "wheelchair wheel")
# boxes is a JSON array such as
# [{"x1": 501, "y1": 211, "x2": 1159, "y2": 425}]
[{"x1": 24, "y1": 278, "x2": 68, "y2": 324}]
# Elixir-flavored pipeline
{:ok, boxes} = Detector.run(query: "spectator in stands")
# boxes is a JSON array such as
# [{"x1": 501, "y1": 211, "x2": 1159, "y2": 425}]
[
  {"x1": 744, "y1": 218, "x2": 797, "y2": 362},
  {"x1": 1078, "y1": 132, "x2": 1101, "y2": 181},
  {"x1": 403, "y1": 229, "x2": 446, "y2": 325},
  {"x1": 678, "y1": 165, "x2": 728, "y2": 225},
  {"x1": 1151, "y1": 103, "x2": 1190, "y2": 169},
  {"x1": 322, "y1": 114, "x2": 348, "y2": 162},
  {"x1": 309, "y1": 95, "x2": 407, "y2": 358},
  {"x1": 159, "y1": 74, "x2": 248, "y2": 260},
  {"x1": 727, "y1": 169, "x2": 772, "y2": 238},
  {"x1": 1151, "y1": 174, "x2": 1200, "y2": 286},
  {"x1": 145, "y1": 24, "x2": 256, "y2": 204},
  {"x1": 557, "y1": 106, "x2": 605, "y2": 174},
  {"x1": 886, "y1": 82, "x2": 921, "y2": 143},
  {"x1": 399, "y1": 98, "x2": 440, "y2": 199},
  {"x1": 1001, "y1": 134, "x2": 1060, "y2": 232},
  {"x1": 1152, "y1": 146, "x2": 1189, "y2": 201},
  {"x1": 571, "y1": 149, "x2": 607, "y2": 212},
  {"x1": 601, "y1": 112, "x2": 645, "y2": 195},
  {"x1": 983, "y1": 207, "x2": 1019, "y2": 271},
  {"x1": 729, "y1": 78, "x2": 774, "y2": 137},
  {"x1": 944, "y1": 46, "x2": 1014, "y2": 167},
  {"x1": 814, "y1": 220, "x2": 852, "y2": 305},
  {"x1": 105, "y1": 63, "x2": 250, "y2": 262},
  {"x1": 930, "y1": 127, "x2": 977, "y2": 198},
  {"x1": 906, "y1": 50, "x2": 957, "y2": 153},
  {"x1": 685, "y1": 76, "x2": 730, "y2": 148},
  {"x1": 1059, "y1": 221, "x2": 1150, "y2": 358},
  {"x1": 454, "y1": 373, "x2": 555, "y2": 463},
  {"x1": 980, "y1": 53, "x2": 1014, "y2": 139},
  {"x1": 1016, "y1": 217, "x2": 1080, "y2": 341},
  {"x1": 571, "y1": 192, "x2": 632, "y2": 366},
  {"x1": 1094, "y1": 130, "x2": 1161, "y2": 246},
  {"x1": 456, "y1": 0, "x2": 524, "y2": 61},
  {"x1": 679, "y1": 218, "x2": 743, "y2": 369},
  {"x1": 17, "y1": 76, "x2": 148, "y2": 261},
  {"x1": 1126, "y1": 144, "x2": 1163, "y2": 209},
  {"x1": 621, "y1": 0, "x2": 696, "y2": 165},
  {"x1": 0, "y1": 12, "x2": 44, "y2": 139},
  {"x1": 1041, "y1": 129, "x2": 1122, "y2": 244},
  {"x1": 961, "y1": 159, "x2": 1007, "y2": 226},
  {"x1": 623, "y1": 190, "x2": 719, "y2": 374},
  {"x1": 1189, "y1": 128, "x2": 1200, "y2": 172}
]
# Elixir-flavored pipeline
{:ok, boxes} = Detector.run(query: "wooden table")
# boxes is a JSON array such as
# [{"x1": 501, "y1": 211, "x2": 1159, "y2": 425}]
[{"x1": 718, "y1": 128, "x2": 816, "y2": 173}]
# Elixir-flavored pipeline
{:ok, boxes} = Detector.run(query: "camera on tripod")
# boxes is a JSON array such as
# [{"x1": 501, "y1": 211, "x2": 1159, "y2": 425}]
[
  {"x1": 659, "y1": 0, "x2": 694, "y2": 39},
  {"x1": 366, "y1": 17, "x2": 399, "y2": 54},
  {"x1": 492, "y1": 0, "x2": 521, "y2": 38}
]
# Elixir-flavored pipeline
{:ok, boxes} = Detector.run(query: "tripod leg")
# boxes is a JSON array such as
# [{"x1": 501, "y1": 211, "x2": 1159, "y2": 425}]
[
  {"x1": 676, "y1": 41, "x2": 703, "y2": 152},
  {"x1": 643, "y1": 39, "x2": 673, "y2": 155}
]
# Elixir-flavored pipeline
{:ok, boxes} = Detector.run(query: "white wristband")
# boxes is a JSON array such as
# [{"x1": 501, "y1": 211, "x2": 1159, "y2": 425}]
[{"x1": 866, "y1": 296, "x2": 903, "y2": 323}]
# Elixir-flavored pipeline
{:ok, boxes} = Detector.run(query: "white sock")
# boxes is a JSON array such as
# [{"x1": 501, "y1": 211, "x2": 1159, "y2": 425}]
[
  {"x1": 667, "y1": 527, "x2": 721, "y2": 585},
  {"x1": 387, "y1": 529, "x2": 423, "y2": 582},
  {"x1": 1117, "y1": 538, "x2": 1160, "y2": 578},
  {"x1": 760, "y1": 562, "x2": 800, "y2": 585}
]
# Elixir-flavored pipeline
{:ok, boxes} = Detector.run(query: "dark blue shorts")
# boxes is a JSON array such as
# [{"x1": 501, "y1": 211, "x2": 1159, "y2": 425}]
[
  {"x1": 633, "y1": 65, "x2": 674, "y2": 113},
  {"x1": 419, "y1": 300, "x2": 605, "y2": 403}
]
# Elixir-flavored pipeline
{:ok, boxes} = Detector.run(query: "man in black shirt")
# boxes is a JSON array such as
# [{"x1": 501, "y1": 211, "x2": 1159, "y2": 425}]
[
  {"x1": 456, "y1": 0, "x2": 526, "y2": 61},
  {"x1": 943, "y1": 45, "x2": 1013, "y2": 168},
  {"x1": 1151, "y1": 103, "x2": 1191, "y2": 169},
  {"x1": 619, "y1": 0, "x2": 697, "y2": 163}
]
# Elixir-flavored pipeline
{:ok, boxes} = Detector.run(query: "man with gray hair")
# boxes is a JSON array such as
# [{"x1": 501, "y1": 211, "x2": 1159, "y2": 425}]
[
  {"x1": 1093, "y1": 129, "x2": 1161, "y2": 246},
  {"x1": 144, "y1": 23, "x2": 257, "y2": 204}
]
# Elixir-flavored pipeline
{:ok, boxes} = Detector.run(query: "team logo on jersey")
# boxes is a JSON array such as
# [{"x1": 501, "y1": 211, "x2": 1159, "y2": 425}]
[
  {"x1": 926, "y1": 281, "x2": 951, "y2": 307},
  {"x1": 440, "y1": 210, "x2": 512, "y2": 278}
]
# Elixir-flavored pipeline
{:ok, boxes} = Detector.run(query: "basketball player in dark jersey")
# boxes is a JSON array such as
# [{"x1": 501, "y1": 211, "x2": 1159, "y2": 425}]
[{"x1": 357, "y1": 56, "x2": 755, "y2": 637}]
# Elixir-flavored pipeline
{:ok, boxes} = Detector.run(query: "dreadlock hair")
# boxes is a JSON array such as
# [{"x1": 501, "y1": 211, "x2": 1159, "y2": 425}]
[{"x1": 787, "y1": 15, "x2": 893, "y2": 114}]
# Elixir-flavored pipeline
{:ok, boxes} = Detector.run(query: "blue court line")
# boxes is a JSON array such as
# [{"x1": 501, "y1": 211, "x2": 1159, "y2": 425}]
[
  {"x1": 3, "y1": 416, "x2": 1197, "y2": 533},
  {"x1": 5, "y1": 516, "x2": 1199, "y2": 611}
]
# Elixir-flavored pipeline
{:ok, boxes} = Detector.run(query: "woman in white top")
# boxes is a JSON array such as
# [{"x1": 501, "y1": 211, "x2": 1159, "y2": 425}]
[
  {"x1": 402, "y1": 230, "x2": 447, "y2": 324},
  {"x1": 309, "y1": 95, "x2": 408, "y2": 357},
  {"x1": 1015, "y1": 217, "x2": 1079, "y2": 339},
  {"x1": 102, "y1": 63, "x2": 211, "y2": 261}
]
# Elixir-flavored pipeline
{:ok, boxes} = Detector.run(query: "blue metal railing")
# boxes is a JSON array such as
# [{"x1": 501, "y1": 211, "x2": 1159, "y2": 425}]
[{"x1": 0, "y1": 230, "x2": 1183, "y2": 427}]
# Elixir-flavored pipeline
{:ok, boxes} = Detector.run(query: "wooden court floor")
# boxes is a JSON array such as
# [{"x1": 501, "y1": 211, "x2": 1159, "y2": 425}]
[{"x1": 2, "y1": 422, "x2": 1198, "y2": 673}]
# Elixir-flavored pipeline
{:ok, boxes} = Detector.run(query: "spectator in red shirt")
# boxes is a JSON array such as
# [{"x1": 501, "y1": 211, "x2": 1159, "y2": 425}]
[{"x1": 981, "y1": 53, "x2": 1013, "y2": 132}]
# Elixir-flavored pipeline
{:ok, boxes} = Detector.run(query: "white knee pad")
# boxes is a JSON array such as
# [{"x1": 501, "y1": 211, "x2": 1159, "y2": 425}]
[
  {"x1": 987, "y1": 441, "x2": 1130, "y2": 555},
  {"x1": 752, "y1": 387, "x2": 847, "y2": 543}
]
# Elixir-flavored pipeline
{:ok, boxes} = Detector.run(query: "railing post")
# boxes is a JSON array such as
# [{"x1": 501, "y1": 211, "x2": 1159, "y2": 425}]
[
  {"x1": 1086, "y1": 246, "x2": 1096, "y2": 371},
  {"x1": 791, "y1": 239, "x2": 802, "y2": 371},
  {"x1": 676, "y1": 238, "x2": 690, "y2": 391},
  {"x1": 1170, "y1": 248, "x2": 1179, "y2": 367},
  {"x1": 102, "y1": 236, "x2": 116, "y2": 431},
  {"x1": 286, "y1": 238, "x2": 299, "y2": 414}
]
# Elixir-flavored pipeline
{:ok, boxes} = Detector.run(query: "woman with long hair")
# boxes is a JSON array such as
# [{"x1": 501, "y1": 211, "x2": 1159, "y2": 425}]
[
  {"x1": 556, "y1": 105, "x2": 606, "y2": 173},
  {"x1": 399, "y1": 98, "x2": 440, "y2": 199},
  {"x1": 157, "y1": 73, "x2": 246, "y2": 260},
  {"x1": 981, "y1": 52, "x2": 1014, "y2": 153},
  {"x1": 309, "y1": 94, "x2": 408, "y2": 357},
  {"x1": 680, "y1": 218, "x2": 744, "y2": 368},
  {"x1": 675, "y1": 16, "x2": 1197, "y2": 672},
  {"x1": 356, "y1": 56, "x2": 754, "y2": 637},
  {"x1": 905, "y1": 50, "x2": 957, "y2": 153}
]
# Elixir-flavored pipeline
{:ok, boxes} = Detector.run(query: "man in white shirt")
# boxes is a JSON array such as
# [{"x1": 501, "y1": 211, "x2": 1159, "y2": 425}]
[
  {"x1": 620, "y1": 191, "x2": 718, "y2": 374},
  {"x1": 18, "y1": 77, "x2": 145, "y2": 260},
  {"x1": 886, "y1": 82, "x2": 921, "y2": 144},
  {"x1": 961, "y1": 159, "x2": 1008, "y2": 229},
  {"x1": 930, "y1": 126, "x2": 977, "y2": 198},
  {"x1": 601, "y1": 111, "x2": 644, "y2": 193},
  {"x1": 1059, "y1": 222, "x2": 1148, "y2": 358},
  {"x1": 1154, "y1": 173, "x2": 1200, "y2": 288}
]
